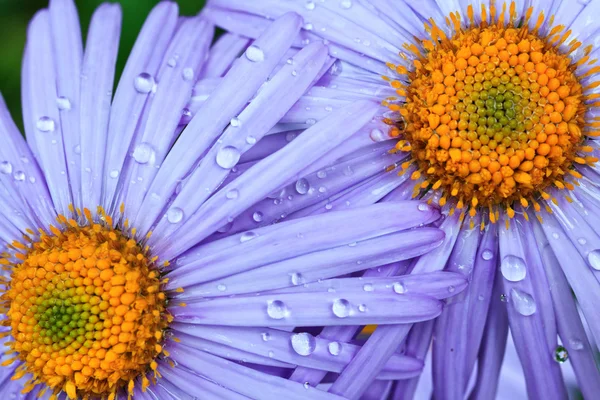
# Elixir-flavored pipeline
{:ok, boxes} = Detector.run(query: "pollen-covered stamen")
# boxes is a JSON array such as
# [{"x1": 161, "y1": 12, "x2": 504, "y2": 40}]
[
  {"x1": 384, "y1": 1, "x2": 599, "y2": 217},
  {"x1": 0, "y1": 208, "x2": 171, "y2": 400}
]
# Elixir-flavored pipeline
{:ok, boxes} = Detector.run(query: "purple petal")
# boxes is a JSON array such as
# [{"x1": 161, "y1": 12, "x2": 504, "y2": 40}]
[
  {"x1": 79, "y1": 4, "x2": 121, "y2": 208},
  {"x1": 200, "y1": 33, "x2": 251, "y2": 78},
  {"x1": 170, "y1": 290, "x2": 442, "y2": 327}
]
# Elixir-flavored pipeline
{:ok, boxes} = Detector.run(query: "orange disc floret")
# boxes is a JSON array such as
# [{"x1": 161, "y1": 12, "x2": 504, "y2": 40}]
[
  {"x1": 0, "y1": 210, "x2": 169, "y2": 399},
  {"x1": 386, "y1": 1, "x2": 592, "y2": 214}
]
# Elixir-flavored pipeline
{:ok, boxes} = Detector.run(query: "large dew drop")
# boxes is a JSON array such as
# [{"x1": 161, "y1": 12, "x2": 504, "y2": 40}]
[
  {"x1": 134, "y1": 72, "x2": 155, "y2": 94},
  {"x1": 295, "y1": 178, "x2": 310, "y2": 195},
  {"x1": 0, "y1": 161, "x2": 12, "y2": 175},
  {"x1": 328, "y1": 341, "x2": 341, "y2": 356},
  {"x1": 245, "y1": 45, "x2": 265, "y2": 62},
  {"x1": 132, "y1": 143, "x2": 155, "y2": 164},
  {"x1": 586, "y1": 249, "x2": 600, "y2": 270},
  {"x1": 216, "y1": 146, "x2": 241, "y2": 169},
  {"x1": 267, "y1": 300, "x2": 289, "y2": 320},
  {"x1": 510, "y1": 288, "x2": 536, "y2": 316},
  {"x1": 291, "y1": 332, "x2": 316, "y2": 356},
  {"x1": 167, "y1": 207, "x2": 184, "y2": 224},
  {"x1": 500, "y1": 255, "x2": 527, "y2": 282},
  {"x1": 332, "y1": 299, "x2": 351, "y2": 318}
]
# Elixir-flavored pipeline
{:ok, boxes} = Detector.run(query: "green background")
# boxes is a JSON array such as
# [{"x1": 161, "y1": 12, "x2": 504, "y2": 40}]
[{"x1": 0, "y1": 0, "x2": 207, "y2": 131}]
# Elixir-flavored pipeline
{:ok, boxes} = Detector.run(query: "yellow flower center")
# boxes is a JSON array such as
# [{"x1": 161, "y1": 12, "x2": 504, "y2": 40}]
[
  {"x1": 384, "y1": 1, "x2": 599, "y2": 220},
  {"x1": 0, "y1": 208, "x2": 170, "y2": 400}
]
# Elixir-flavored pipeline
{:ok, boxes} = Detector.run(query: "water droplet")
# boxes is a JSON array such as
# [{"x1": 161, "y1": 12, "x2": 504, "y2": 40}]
[
  {"x1": 393, "y1": 282, "x2": 407, "y2": 294},
  {"x1": 306, "y1": 118, "x2": 317, "y2": 125},
  {"x1": 304, "y1": 23, "x2": 313, "y2": 30},
  {"x1": 317, "y1": 170, "x2": 327, "y2": 179},
  {"x1": 109, "y1": 169, "x2": 119, "y2": 179},
  {"x1": 417, "y1": 203, "x2": 429, "y2": 211},
  {"x1": 552, "y1": 232, "x2": 560, "y2": 239},
  {"x1": 0, "y1": 161, "x2": 12, "y2": 174},
  {"x1": 318, "y1": 186, "x2": 326, "y2": 193},
  {"x1": 510, "y1": 288, "x2": 537, "y2": 316},
  {"x1": 578, "y1": 238, "x2": 587, "y2": 245},
  {"x1": 134, "y1": 72, "x2": 155, "y2": 93},
  {"x1": 167, "y1": 57, "x2": 177, "y2": 67},
  {"x1": 182, "y1": 67, "x2": 194, "y2": 81},
  {"x1": 325, "y1": 203, "x2": 333, "y2": 210},
  {"x1": 245, "y1": 45, "x2": 265, "y2": 62},
  {"x1": 217, "y1": 284, "x2": 227, "y2": 292},
  {"x1": 343, "y1": 165, "x2": 354, "y2": 176},
  {"x1": 328, "y1": 341, "x2": 341, "y2": 356},
  {"x1": 363, "y1": 283, "x2": 374, "y2": 292},
  {"x1": 358, "y1": 304, "x2": 367, "y2": 312},
  {"x1": 332, "y1": 299, "x2": 351, "y2": 318},
  {"x1": 286, "y1": 58, "x2": 294, "y2": 65},
  {"x1": 226, "y1": 189, "x2": 239, "y2": 200},
  {"x1": 286, "y1": 132, "x2": 297, "y2": 142},
  {"x1": 246, "y1": 135, "x2": 257, "y2": 145},
  {"x1": 56, "y1": 96, "x2": 71, "y2": 110},
  {"x1": 240, "y1": 231, "x2": 258, "y2": 243},
  {"x1": 216, "y1": 146, "x2": 241, "y2": 169},
  {"x1": 482, "y1": 249, "x2": 494, "y2": 260},
  {"x1": 290, "y1": 272, "x2": 304, "y2": 286},
  {"x1": 340, "y1": 0, "x2": 352, "y2": 9},
  {"x1": 500, "y1": 293, "x2": 508, "y2": 302},
  {"x1": 569, "y1": 339, "x2": 584, "y2": 350},
  {"x1": 501, "y1": 255, "x2": 527, "y2": 282},
  {"x1": 13, "y1": 171, "x2": 25, "y2": 181},
  {"x1": 267, "y1": 300, "x2": 289, "y2": 319},
  {"x1": 73, "y1": 144, "x2": 81, "y2": 155},
  {"x1": 305, "y1": 1, "x2": 316, "y2": 10},
  {"x1": 230, "y1": 117, "x2": 241, "y2": 127},
  {"x1": 252, "y1": 211, "x2": 264, "y2": 222},
  {"x1": 261, "y1": 332, "x2": 271, "y2": 342},
  {"x1": 132, "y1": 143, "x2": 155, "y2": 164},
  {"x1": 586, "y1": 249, "x2": 600, "y2": 270},
  {"x1": 448, "y1": 285, "x2": 456, "y2": 293},
  {"x1": 478, "y1": 295, "x2": 484, "y2": 301},
  {"x1": 291, "y1": 332, "x2": 316, "y2": 356},
  {"x1": 167, "y1": 207, "x2": 184, "y2": 224},
  {"x1": 303, "y1": 382, "x2": 310, "y2": 390},
  {"x1": 370, "y1": 128, "x2": 387, "y2": 141},
  {"x1": 554, "y1": 345, "x2": 568, "y2": 363},
  {"x1": 217, "y1": 222, "x2": 233, "y2": 233},
  {"x1": 36, "y1": 116, "x2": 55, "y2": 132},
  {"x1": 295, "y1": 178, "x2": 310, "y2": 195}
]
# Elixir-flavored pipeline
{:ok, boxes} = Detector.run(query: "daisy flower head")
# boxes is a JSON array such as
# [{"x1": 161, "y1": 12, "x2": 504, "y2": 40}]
[
  {"x1": 206, "y1": 0, "x2": 600, "y2": 398},
  {"x1": 0, "y1": 1, "x2": 460, "y2": 399}
]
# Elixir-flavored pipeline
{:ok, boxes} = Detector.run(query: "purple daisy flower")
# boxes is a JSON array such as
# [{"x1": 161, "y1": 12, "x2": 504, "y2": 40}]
[
  {"x1": 0, "y1": 1, "x2": 462, "y2": 399},
  {"x1": 205, "y1": 0, "x2": 600, "y2": 399}
]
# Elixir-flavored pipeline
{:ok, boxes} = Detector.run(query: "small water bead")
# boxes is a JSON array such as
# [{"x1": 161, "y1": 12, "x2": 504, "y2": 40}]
[
  {"x1": 134, "y1": 72, "x2": 155, "y2": 93},
  {"x1": 109, "y1": 169, "x2": 119, "y2": 179},
  {"x1": 182, "y1": 67, "x2": 194, "y2": 81},
  {"x1": 56, "y1": 96, "x2": 71, "y2": 110},
  {"x1": 328, "y1": 341, "x2": 341, "y2": 356},
  {"x1": 325, "y1": 203, "x2": 333, "y2": 210},
  {"x1": 318, "y1": 186, "x2": 326, "y2": 193},
  {"x1": 267, "y1": 300, "x2": 289, "y2": 319},
  {"x1": 0, "y1": 161, "x2": 12, "y2": 174},
  {"x1": 393, "y1": 282, "x2": 407, "y2": 294},
  {"x1": 317, "y1": 170, "x2": 327, "y2": 179},
  {"x1": 554, "y1": 345, "x2": 568, "y2": 363},
  {"x1": 290, "y1": 272, "x2": 305, "y2": 286},
  {"x1": 510, "y1": 288, "x2": 537, "y2": 316},
  {"x1": 358, "y1": 304, "x2": 367, "y2": 312},
  {"x1": 167, "y1": 57, "x2": 177, "y2": 67},
  {"x1": 417, "y1": 203, "x2": 429, "y2": 211},
  {"x1": 246, "y1": 135, "x2": 257, "y2": 145},
  {"x1": 569, "y1": 339, "x2": 584, "y2": 350},
  {"x1": 340, "y1": 0, "x2": 352, "y2": 9},
  {"x1": 304, "y1": 23, "x2": 314, "y2": 31},
  {"x1": 370, "y1": 128, "x2": 387, "y2": 142},
  {"x1": 552, "y1": 232, "x2": 560, "y2": 240},
  {"x1": 305, "y1": 1, "x2": 316, "y2": 10},
  {"x1": 73, "y1": 144, "x2": 81, "y2": 155},
  {"x1": 306, "y1": 118, "x2": 317, "y2": 125},
  {"x1": 586, "y1": 249, "x2": 600, "y2": 270},
  {"x1": 166, "y1": 207, "x2": 184, "y2": 224},
  {"x1": 252, "y1": 211, "x2": 264, "y2": 222},
  {"x1": 332, "y1": 298, "x2": 352, "y2": 318},
  {"x1": 226, "y1": 189, "x2": 239, "y2": 199},
  {"x1": 501, "y1": 255, "x2": 527, "y2": 282},
  {"x1": 36, "y1": 116, "x2": 55, "y2": 132},
  {"x1": 291, "y1": 332, "x2": 317, "y2": 356},
  {"x1": 578, "y1": 238, "x2": 587, "y2": 245},
  {"x1": 286, "y1": 132, "x2": 297, "y2": 142},
  {"x1": 363, "y1": 283, "x2": 374, "y2": 292},
  {"x1": 448, "y1": 285, "x2": 456, "y2": 293},
  {"x1": 261, "y1": 332, "x2": 271, "y2": 342},
  {"x1": 304, "y1": 382, "x2": 310, "y2": 390},
  {"x1": 13, "y1": 171, "x2": 25, "y2": 181},
  {"x1": 216, "y1": 146, "x2": 241, "y2": 169},
  {"x1": 240, "y1": 231, "x2": 258, "y2": 243},
  {"x1": 482, "y1": 249, "x2": 494, "y2": 260},
  {"x1": 230, "y1": 117, "x2": 241, "y2": 127},
  {"x1": 268, "y1": 350, "x2": 275, "y2": 358},
  {"x1": 245, "y1": 45, "x2": 265, "y2": 62},
  {"x1": 132, "y1": 143, "x2": 155, "y2": 164},
  {"x1": 217, "y1": 284, "x2": 227, "y2": 292},
  {"x1": 295, "y1": 178, "x2": 310, "y2": 194}
]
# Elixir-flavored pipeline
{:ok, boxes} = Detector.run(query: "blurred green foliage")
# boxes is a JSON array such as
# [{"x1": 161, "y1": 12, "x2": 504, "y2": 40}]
[{"x1": 0, "y1": 0, "x2": 207, "y2": 131}]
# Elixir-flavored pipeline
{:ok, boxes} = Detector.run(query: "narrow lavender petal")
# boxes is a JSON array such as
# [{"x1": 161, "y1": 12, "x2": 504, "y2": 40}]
[
  {"x1": 137, "y1": 13, "x2": 302, "y2": 230},
  {"x1": 170, "y1": 290, "x2": 442, "y2": 327},
  {"x1": 144, "y1": 41, "x2": 329, "y2": 238},
  {"x1": 165, "y1": 201, "x2": 440, "y2": 288},
  {"x1": 155, "y1": 100, "x2": 381, "y2": 259},
  {"x1": 432, "y1": 217, "x2": 483, "y2": 400},
  {"x1": 165, "y1": 341, "x2": 346, "y2": 400},
  {"x1": 360, "y1": 380, "x2": 393, "y2": 400},
  {"x1": 468, "y1": 274, "x2": 509, "y2": 400},
  {"x1": 171, "y1": 325, "x2": 422, "y2": 380},
  {"x1": 176, "y1": 228, "x2": 444, "y2": 297},
  {"x1": 0, "y1": 94, "x2": 55, "y2": 228},
  {"x1": 49, "y1": 0, "x2": 83, "y2": 208},
  {"x1": 533, "y1": 220, "x2": 600, "y2": 399},
  {"x1": 391, "y1": 321, "x2": 435, "y2": 400},
  {"x1": 159, "y1": 363, "x2": 250, "y2": 400},
  {"x1": 101, "y1": 1, "x2": 178, "y2": 209},
  {"x1": 238, "y1": 131, "x2": 293, "y2": 163},
  {"x1": 201, "y1": 33, "x2": 250, "y2": 78},
  {"x1": 499, "y1": 213, "x2": 567, "y2": 399},
  {"x1": 464, "y1": 223, "x2": 499, "y2": 383},
  {"x1": 539, "y1": 211, "x2": 600, "y2": 346},
  {"x1": 120, "y1": 17, "x2": 214, "y2": 218},
  {"x1": 210, "y1": 140, "x2": 401, "y2": 240},
  {"x1": 147, "y1": 371, "x2": 197, "y2": 400},
  {"x1": 79, "y1": 4, "x2": 121, "y2": 208},
  {"x1": 22, "y1": 10, "x2": 72, "y2": 213}
]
